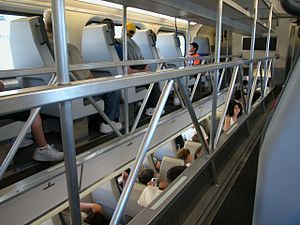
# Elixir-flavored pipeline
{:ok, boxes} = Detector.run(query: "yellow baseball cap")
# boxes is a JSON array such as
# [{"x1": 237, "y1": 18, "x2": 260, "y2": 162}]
[{"x1": 127, "y1": 22, "x2": 136, "y2": 37}]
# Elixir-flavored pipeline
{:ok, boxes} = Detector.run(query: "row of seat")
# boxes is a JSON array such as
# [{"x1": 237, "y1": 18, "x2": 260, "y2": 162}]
[{"x1": 0, "y1": 16, "x2": 210, "y2": 143}]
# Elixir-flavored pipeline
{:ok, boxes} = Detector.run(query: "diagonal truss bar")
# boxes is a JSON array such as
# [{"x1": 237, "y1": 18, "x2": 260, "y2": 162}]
[
  {"x1": 264, "y1": 59, "x2": 272, "y2": 97},
  {"x1": 109, "y1": 79, "x2": 174, "y2": 225},
  {"x1": 130, "y1": 82, "x2": 155, "y2": 134},
  {"x1": 0, "y1": 74, "x2": 56, "y2": 180},
  {"x1": 176, "y1": 79, "x2": 209, "y2": 154},
  {"x1": 214, "y1": 66, "x2": 240, "y2": 149},
  {"x1": 248, "y1": 61, "x2": 261, "y2": 112},
  {"x1": 190, "y1": 60, "x2": 207, "y2": 102},
  {"x1": 217, "y1": 57, "x2": 229, "y2": 92},
  {"x1": 69, "y1": 73, "x2": 122, "y2": 137}
]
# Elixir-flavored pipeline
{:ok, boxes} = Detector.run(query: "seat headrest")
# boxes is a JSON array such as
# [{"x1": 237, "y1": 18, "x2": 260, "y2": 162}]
[{"x1": 158, "y1": 156, "x2": 184, "y2": 182}]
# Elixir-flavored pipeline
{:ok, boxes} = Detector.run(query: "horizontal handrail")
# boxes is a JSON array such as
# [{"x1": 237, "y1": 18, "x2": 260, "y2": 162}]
[
  {"x1": 0, "y1": 55, "x2": 235, "y2": 79},
  {"x1": 0, "y1": 57, "x2": 273, "y2": 116}
]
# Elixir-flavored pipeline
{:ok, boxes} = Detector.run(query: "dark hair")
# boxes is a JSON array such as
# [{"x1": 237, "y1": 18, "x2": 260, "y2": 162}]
[
  {"x1": 194, "y1": 146, "x2": 203, "y2": 160},
  {"x1": 138, "y1": 168, "x2": 155, "y2": 185},
  {"x1": 190, "y1": 42, "x2": 199, "y2": 51},
  {"x1": 242, "y1": 80, "x2": 248, "y2": 86},
  {"x1": 234, "y1": 90, "x2": 242, "y2": 101},
  {"x1": 192, "y1": 134, "x2": 200, "y2": 143},
  {"x1": 227, "y1": 101, "x2": 243, "y2": 117},
  {"x1": 167, "y1": 166, "x2": 187, "y2": 183},
  {"x1": 84, "y1": 211, "x2": 107, "y2": 225},
  {"x1": 176, "y1": 148, "x2": 191, "y2": 162}
]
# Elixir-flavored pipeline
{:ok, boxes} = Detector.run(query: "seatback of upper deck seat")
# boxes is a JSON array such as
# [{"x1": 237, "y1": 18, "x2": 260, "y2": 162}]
[
  {"x1": 158, "y1": 156, "x2": 185, "y2": 182},
  {"x1": 153, "y1": 140, "x2": 177, "y2": 161},
  {"x1": 193, "y1": 37, "x2": 211, "y2": 56},
  {"x1": 10, "y1": 16, "x2": 53, "y2": 87},
  {"x1": 157, "y1": 33, "x2": 183, "y2": 68},
  {"x1": 157, "y1": 32, "x2": 195, "y2": 88},
  {"x1": 132, "y1": 29, "x2": 160, "y2": 72},
  {"x1": 10, "y1": 17, "x2": 104, "y2": 120},
  {"x1": 82, "y1": 24, "x2": 147, "y2": 104}
]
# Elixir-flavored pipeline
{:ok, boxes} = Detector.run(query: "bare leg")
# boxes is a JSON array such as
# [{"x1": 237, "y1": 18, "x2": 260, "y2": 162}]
[{"x1": 31, "y1": 113, "x2": 48, "y2": 148}]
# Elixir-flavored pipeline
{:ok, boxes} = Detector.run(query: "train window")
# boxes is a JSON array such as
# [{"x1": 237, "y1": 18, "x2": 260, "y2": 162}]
[
  {"x1": 242, "y1": 36, "x2": 278, "y2": 51},
  {"x1": 0, "y1": 14, "x2": 26, "y2": 70},
  {"x1": 114, "y1": 24, "x2": 141, "y2": 39}
]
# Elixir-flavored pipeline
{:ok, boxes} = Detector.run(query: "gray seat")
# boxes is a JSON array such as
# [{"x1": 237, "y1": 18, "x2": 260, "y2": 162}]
[
  {"x1": 82, "y1": 24, "x2": 147, "y2": 104},
  {"x1": 153, "y1": 140, "x2": 177, "y2": 161},
  {"x1": 157, "y1": 32, "x2": 195, "y2": 88},
  {"x1": 183, "y1": 140, "x2": 203, "y2": 160},
  {"x1": 10, "y1": 17, "x2": 104, "y2": 120},
  {"x1": 133, "y1": 29, "x2": 174, "y2": 92},
  {"x1": 158, "y1": 156, "x2": 185, "y2": 182},
  {"x1": 132, "y1": 29, "x2": 160, "y2": 72}
]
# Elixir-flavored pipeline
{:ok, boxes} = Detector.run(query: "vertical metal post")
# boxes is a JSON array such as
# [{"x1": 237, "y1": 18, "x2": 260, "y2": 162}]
[
  {"x1": 51, "y1": 1, "x2": 81, "y2": 224},
  {"x1": 176, "y1": 79, "x2": 209, "y2": 153},
  {"x1": 186, "y1": 21, "x2": 191, "y2": 88},
  {"x1": 263, "y1": 4, "x2": 273, "y2": 97},
  {"x1": 109, "y1": 80, "x2": 174, "y2": 225},
  {"x1": 122, "y1": 5, "x2": 129, "y2": 134},
  {"x1": 247, "y1": 0, "x2": 259, "y2": 113},
  {"x1": 210, "y1": 0, "x2": 223, "y2": 151}
]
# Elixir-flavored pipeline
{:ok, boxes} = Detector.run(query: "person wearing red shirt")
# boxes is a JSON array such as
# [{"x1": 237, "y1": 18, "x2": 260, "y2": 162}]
[{"x1": 189, "y1": 42, "x2": 200, "y2": 65}]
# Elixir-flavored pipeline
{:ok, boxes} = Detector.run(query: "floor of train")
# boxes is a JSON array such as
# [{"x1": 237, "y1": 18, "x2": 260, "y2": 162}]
[
  {"x1": 0, "y1": 90, "x2": 211, "y2": 189},
  {"x1": 211, "y1": 140, "x2": 260, "y2": 225}
]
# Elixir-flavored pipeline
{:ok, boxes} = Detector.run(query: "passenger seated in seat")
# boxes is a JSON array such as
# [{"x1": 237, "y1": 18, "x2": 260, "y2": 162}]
[
  {"x1": 224, "y1": 101, "x2": 243, "y2": 131},
  {"x1": 0, "y1": 75, "x2": 63, "y2": 161},
  {"x1": 176, "y1": 148, "x2": 193, "y2": 166},
  {"x1": 137, "y1": 165, "x2": 186, "y2": 207},
  {"x1": 45, "y1": 10, "x2": 122, "y2": 134},
  {"x1": 189, "y1": 42, "x2": 200, "y2": 66},
  {"x1": 182, "y1": 125, "x2": 209, "y2": 146},
  {"x1": 80, "y1": 202, "x2": 107, "y2": 225},
  {"x1": 120, "y1": 22, "x2": 163, "y2": 116},
  {"x1": 138, "y1": 168, "x2": 155, "y2": 185}
]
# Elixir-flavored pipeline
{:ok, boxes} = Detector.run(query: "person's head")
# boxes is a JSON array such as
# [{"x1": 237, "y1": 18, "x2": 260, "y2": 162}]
[
  {"x1": 103, "y1": 18, "x2": 115, "y2": 39},
  {"x1": 234, "y1": 90, "x2": 242, "y2": 102},
  {"x1": 189, "y1": 42, "x2": 198, "y2": 55},
  {"x1": 194, "y1": 146, "x2": 203, "y2": 160},
  {"x1": 43, "y1": 9, "x2": 53, "y2": 34},
  {"x1": 126, "y1": 22, "x2": 136, "y2": 37},
  {"x1": 242, "y1": 80, "x2": 248, "y2": 87},
  {"x1": 176, "y1": 148, "x2": 193, "y2": 164},
  {"x1": 138, "y1": 168, "x2": 155, "y2": 185},
  {"x1": 228, "y1": 101, "x2": 243, "y2": 118},
  {"x1": 192, "y1": 133, "x2": 200, "y2": 143},
  {"x1": 84, "y1": 211, "x2": 106, "y2": 225},
  {"x1": 167, "y1": 166, "x2": 187, "y2": 183}
]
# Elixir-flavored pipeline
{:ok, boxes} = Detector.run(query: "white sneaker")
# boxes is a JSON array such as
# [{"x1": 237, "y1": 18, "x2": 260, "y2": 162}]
[
  {"x1": 11, "y1": 137, "x2": 34, "y2": 148},
  {"x1": 100, "y1": 121, "x2": 122, "y2": 134},
  {"x1": 33, "y1": 144, "x2": 64, "y2": 162},
  {"x1": 173, "y1": 97, "x2": 181, "y2": 106},
  {"x1": 144, "y1": 107, "x2": 165, "y2": 116}
]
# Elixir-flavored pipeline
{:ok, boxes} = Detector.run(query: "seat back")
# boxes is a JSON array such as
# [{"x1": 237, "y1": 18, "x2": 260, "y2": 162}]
[
  {"x1": 183, "y1": 141, "x2": 203, "y2": 160},
  {"x1": 82, "y1": 24, "x2": 147, "y2": 104},
  {"x1": 10, "y1": 17, "x2": 104, "y2": 123},
  {"x1": 132, "y1": 29, "x2": 160, "y2": 71},
  {"x1": 82, "y1": 24, "x2": 123, "y2": 76},
  {"x1": 193, "y1": 37, "x2": 211, "y2": 56},
  {"x1": 124, "y1": 182, "x2": 145, "y2": 217},
  {"x1": 154, "y1": 140, "x2": 177, "y2": 161},
  {"x1": 157, "y1": 33, "x2": 183, "y2": 68},
  {"x1": 158, "y1": 156, "x2": 184, "y2": 182},
  {"x1": 10, "y1": 16, "x2": 53, "y2": 87}
]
